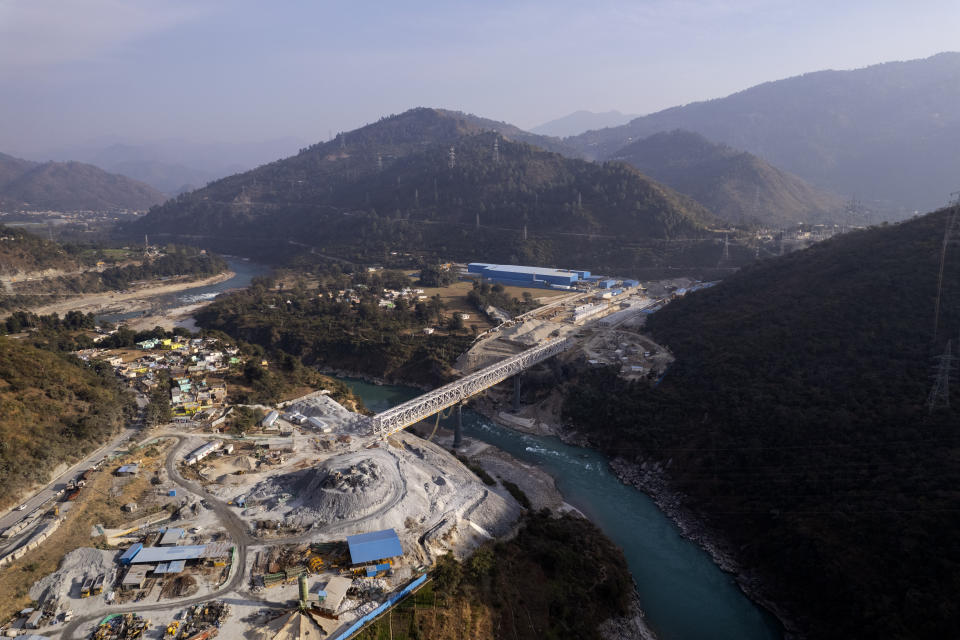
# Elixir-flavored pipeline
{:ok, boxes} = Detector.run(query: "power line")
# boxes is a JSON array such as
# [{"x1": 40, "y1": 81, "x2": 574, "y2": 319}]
[
  {"x1": 933, "y1": 192, "x2": 960, "y2": 341},
  {"x1": 927, "y1": 339, "x2": 954, "y2": 412}
]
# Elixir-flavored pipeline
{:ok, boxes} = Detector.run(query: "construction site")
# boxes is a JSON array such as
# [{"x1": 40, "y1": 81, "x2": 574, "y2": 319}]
[{"x1": 3, "y1": 382, "x2": 523, "y2": 640}]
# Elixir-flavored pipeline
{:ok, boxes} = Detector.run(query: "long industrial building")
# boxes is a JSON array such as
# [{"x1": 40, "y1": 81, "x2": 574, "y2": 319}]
[{"x1": 468, "y1": 263, "x2": 590, "y2": 289}]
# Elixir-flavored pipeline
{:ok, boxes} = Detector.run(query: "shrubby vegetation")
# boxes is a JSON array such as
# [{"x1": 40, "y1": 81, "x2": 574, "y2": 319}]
[
  {"x1": 0, "y1": 337, "x2": 135, "y2": 508},
  {"x1": 562, "y1": 208, "x2": 960, "y2": 638},
  {"x1": 360, "y1": 512, "x2": 634, "y2": 640},
  {"x1": 194, "y1": 268, "x2": 472, "y2": 385},
  {"x1": 466, "y1": 279, "x2": 537, "y2": 317}
]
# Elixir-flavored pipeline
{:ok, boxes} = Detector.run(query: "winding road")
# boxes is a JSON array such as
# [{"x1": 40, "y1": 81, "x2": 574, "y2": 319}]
[{"x1": 60, "y1": 436, "x2": 255, "y2": 639}]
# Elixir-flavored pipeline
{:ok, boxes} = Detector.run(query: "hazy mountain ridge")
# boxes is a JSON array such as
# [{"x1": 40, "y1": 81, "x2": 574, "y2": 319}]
[
  {"x1": 18, "y1": 137, "x2": 308, "y2": 196},
  {"x1": 531, "y1": 110, "x2": 640, "y2": 137},
  {"x1": 0, "y1": 152, "x2": 164, "y2": 212},
  {"x1": 566, "y1": 52, "x2": 960, "y2": 213},
  {"x1": 135, "y1": 108, "x2": 716, "y2": 269},
  {"x1": 609, "y1": 130, "x2": 847, "y2": 226}
]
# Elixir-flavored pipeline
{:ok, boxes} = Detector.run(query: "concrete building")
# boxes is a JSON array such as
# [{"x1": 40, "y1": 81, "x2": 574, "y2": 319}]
[{"x1": 184, "y1": 440, "x2": 222, "y2": 465}]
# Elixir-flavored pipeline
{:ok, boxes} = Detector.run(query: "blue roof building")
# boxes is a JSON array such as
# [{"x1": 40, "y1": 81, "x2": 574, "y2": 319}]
[
  {"x1": 467, "y1": 263, "x2": 589, "y2": 289},
  {"x1": 346, "y1": 529, "x2": 403, "y2": 565},
  {"x1": 118, "y1": 543, "x2": 143, "y2": 565}
]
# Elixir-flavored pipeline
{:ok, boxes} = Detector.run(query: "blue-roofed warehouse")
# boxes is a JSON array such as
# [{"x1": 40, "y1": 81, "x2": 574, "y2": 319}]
[
  {"x1": 347, "y1": 529, "x2": 403, "y2": 566},
  {"x1": 467, "y1": 263, "x2": 589, "y2": 289}
]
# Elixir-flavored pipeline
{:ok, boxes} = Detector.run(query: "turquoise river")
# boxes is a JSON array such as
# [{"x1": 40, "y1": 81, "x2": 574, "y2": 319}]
[{"x1": 339, "y1": 377, "x2": 783, "y2": 640}]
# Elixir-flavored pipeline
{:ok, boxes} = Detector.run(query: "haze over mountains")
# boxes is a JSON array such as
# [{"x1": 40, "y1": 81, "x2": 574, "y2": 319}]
[
  {"x1": 608, "y1": 130, "x2": 846, "y2": 226},
  {"x1": 17, "y1": 137, "x2": 308, "y2": 196},
  {"x1": 0, "y1": 152, "x2": 164, "y2": 212},
  {"x1": 565, "y1": 52, "x2": 960, "y2": 214},
  {"x1": 530, "y1": 110, "x2": 639, "y2": 138}
]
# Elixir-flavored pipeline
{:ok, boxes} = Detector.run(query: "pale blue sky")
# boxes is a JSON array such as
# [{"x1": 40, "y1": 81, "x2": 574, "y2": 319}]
[{"x1": 2, "y1": 0, "x2": 959, "y2": 152}]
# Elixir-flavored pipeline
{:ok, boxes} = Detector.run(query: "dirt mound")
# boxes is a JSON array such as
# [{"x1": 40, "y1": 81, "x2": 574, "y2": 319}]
[{"x1": 248, "y1": 451, "x2": 403, "y2": 529}]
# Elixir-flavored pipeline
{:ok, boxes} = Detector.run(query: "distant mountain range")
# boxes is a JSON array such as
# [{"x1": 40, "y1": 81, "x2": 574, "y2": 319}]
[
  {"x1": 564, "y1": 52, "x2": 960, "y2": 214},
  {"x1": 608, "y1": 130, "x2": 847, "y2": 226},
  {"x1": 134, "y1": 108, "x2": 716, "y2": 269},
  {"x1": 530, "y1": 110, "x2": 639, "y2": 137},
  {"x1": 0, "y1": 152, "x2": 164, "y2": 212},
  {"x1": 17, "y1": 137, "x2": 308, "y2": 196}
]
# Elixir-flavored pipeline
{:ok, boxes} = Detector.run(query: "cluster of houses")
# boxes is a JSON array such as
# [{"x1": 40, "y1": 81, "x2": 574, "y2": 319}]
[
  {"x1": 79, "y1": 337, "x2": 241, "y2": 418},
  {"x1": 321, "y1": 286, "x2": 430, "y2": 310}
]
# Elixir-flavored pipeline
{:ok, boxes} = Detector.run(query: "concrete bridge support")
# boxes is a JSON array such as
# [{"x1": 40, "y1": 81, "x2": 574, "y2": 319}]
[
  {"x1": 513, "y1": 374, "x2": 522, "y2": 413},
  {"x1": 453, "y1": 402, "x2": 463, "y2": 449}
]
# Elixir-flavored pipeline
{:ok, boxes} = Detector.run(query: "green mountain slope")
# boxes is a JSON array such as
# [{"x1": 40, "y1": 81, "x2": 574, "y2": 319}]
[
  {"x1": 563, "y1": 208, "x2": 960, "y2": 637},
  {"x1": 135, "y1": 108, "x2": 716, "y2": 270},
  {"x1": 566, "y1": 52, "x2": 960, "y2": 214},
  {"x1": 0, "y1": 338, "x2": 132, "y2": 508},
  {"x1": 0, "y1": 152, "x2": 164, "y2": 211},
  {"x1": 609, "y1": 130, "x2": 846, "y2": 226}
]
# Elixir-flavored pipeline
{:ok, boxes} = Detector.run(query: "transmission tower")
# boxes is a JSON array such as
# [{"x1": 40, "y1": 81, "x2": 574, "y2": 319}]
[
  {"x1": 927, "y1": 340, "x2": 955, "y2": 412},
  {"x1": 933, "y1": 193, "x2": 960, "y2": 341},
  {"x1": 448, "y1": 146, "x2": 456, "y2": 169},
  {"x1": 492, "y1": 137, "x2": 500, "y2": 164},
  {"x1": 377, "y1": 153, "x2": 383, "y2": 171},
  {"x1": 717, "y1": 233, "x2": 730, "y2": 267}
]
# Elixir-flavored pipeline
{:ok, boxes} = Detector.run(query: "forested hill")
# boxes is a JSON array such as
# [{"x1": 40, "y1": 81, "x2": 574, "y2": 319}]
[
  {"x1": 565, "y1": 52, "x2": 960, "y2": 214},
  {"x1": 134, "y1": 108, "x2": 716, "y2": 270},
  {"x1": 0, "y1": 338, "x2": 132, "y2": 508},
  {"x1": 609, "y1": 130, "x2": 846, "y2": 226},
  {"x1": 0, "y1": 152, "x2": 164, "y2": 211},
  {"x1": 0, "y1": 225, "x2": 79, "y2": 274},
  {"x1": 563, "y1": 208, "x2": 960, "y2": 638}
]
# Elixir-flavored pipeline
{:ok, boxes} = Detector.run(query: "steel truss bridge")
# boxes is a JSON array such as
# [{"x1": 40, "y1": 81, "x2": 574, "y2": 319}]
[{"x1": 370, "y1": 338, "x2": 574, "y2": 438}]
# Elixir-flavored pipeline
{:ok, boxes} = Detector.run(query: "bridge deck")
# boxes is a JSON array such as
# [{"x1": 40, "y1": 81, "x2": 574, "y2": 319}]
[{"x1": 371, "y1": 338, "x2": 573, "y2": 438}]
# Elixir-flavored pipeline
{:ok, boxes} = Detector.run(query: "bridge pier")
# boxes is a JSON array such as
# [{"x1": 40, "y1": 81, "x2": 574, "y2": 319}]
[
  {"x1": 453, "y1": 402, "x2": 463, "y2": 449},
  {"x1": 513, "y1": 374, "x2": 521, "y2": 412}
]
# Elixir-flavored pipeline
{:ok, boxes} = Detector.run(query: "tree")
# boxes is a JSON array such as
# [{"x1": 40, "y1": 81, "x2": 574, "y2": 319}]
[
  {"x1": 144, "y1": 388, "x2": 171, "y2": 426},
  {"x1": 433, "y1": 552, "x2": 462, "y2": 591}
]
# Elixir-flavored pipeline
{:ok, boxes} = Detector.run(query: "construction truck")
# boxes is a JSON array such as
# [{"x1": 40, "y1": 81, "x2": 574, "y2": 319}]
[{"x1": 80, "y1": 575, "x2": 94, "y2": 597}]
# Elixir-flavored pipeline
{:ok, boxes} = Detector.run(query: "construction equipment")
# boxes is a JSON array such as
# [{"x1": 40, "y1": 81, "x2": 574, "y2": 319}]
[
  {"x1": 165, "y1": 620, "x2": 180, "y2": 637},
  {"x1": 308, "y1": 555, "x2": 324, "y2": 572},
  {"x1": 93, "y1": 573, "x2": 105, "y2": 595},
  {"x1": 81, "y1": 575, "x2": 94, "y2": 598}
]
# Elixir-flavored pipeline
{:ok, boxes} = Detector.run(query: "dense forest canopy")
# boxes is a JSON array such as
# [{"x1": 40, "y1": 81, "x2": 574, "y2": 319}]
[{"x1": 563, "y1": 208, "x2": 960, "y2": 638}]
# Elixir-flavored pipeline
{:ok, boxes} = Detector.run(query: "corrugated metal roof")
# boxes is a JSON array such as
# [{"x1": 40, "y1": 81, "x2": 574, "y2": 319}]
[
  {"x1": 476, "y1": 264, "x2": 579, "y2": 277},
  {"x1": 347, "y1": 529, "x2": 403, "y2": 564},
  {"x1": 153, "y1": 559, "x2": 186, "y2": 574},
  {"x1": 159, "y1": 528, "x2": 184, "y2": 546},
  {"x1": 119, "y1": 542, "x2": 143, "y2": 564},
  {"x1": 127, "y1": 543, "x2": 229, "y2": 563}
]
